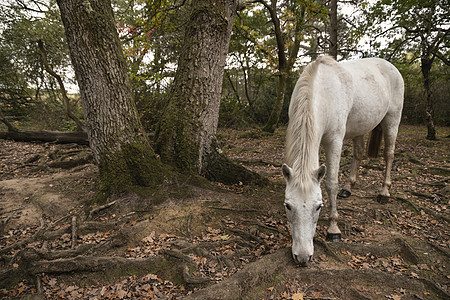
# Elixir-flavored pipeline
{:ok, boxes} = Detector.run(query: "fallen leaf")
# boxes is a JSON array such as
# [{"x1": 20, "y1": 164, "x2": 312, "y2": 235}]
[
  {"x1": 292, "y1": 292, "x2": 304, "y2": 300},
  {"x1": 267, "y1": 286, "x2": 274, "y2": 292}
]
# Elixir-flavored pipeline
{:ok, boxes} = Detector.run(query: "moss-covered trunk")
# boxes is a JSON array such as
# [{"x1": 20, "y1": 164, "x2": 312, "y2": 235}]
[
  {"x1": 57, "y1": 0, "x2": 164, "y2": 198},
  {"x1": 155, "y1": 0, "x2": 238, "y2": 174}
]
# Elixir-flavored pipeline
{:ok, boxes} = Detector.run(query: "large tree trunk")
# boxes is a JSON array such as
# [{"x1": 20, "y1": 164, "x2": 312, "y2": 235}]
[
  {"x1": 57, "y1": 0, "x2": 164, "y2": 198},
  {"x1": 421, "y1": 56, "x2": 436, "y2": 140},
  {"x1": 155, "y1": 0, "x2": 238, "y2": 174}
]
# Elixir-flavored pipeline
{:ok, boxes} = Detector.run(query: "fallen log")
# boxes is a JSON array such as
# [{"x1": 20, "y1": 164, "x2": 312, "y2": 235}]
[{"x1": 0, "y1": 129, "x2": 89, "y2": 145}]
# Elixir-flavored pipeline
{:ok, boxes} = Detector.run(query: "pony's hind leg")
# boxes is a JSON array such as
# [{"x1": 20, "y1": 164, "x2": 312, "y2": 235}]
[
  {"x1": 339, "y1": 135, "x2": 364, "y2": 198},
  {"x1": 379, "y1": 122, "x2": 399, "y2": 198}
]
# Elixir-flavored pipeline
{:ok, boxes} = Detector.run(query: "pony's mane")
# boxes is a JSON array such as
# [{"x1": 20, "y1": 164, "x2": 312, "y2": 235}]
[{"x1": 285, "y1": 56, "x2": 336, "y2": 190}]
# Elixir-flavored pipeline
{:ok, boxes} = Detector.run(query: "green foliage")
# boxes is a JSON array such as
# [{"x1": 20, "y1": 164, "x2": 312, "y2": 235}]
[
  {"x1": 396, "y1": 58, "x2": 450, "y2": 125},
  {"x1": 364, "y1": 0, "x2": 449, "y2": 127},
  {"x1": 221, "y1": 0, "x2": 328, "y2": 128},
  {"x1": 0, "y1": 0, "x2": 80, "y2": 130},
  {"x1": 364, "y1": 0, "x2": 449, "y2": 60},
  {"x1": 113, "y1": 0, "x2": 188, "y2": 131}
]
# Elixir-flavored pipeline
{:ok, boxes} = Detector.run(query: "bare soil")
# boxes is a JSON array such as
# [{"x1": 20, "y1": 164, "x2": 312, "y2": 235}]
[{"x1": 0, "y1": 125, "x2": 449, "y2": 299}]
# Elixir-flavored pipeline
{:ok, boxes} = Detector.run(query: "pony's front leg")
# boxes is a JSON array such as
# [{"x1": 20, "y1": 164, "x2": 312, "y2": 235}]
[
  {"x1": 324, "y1": 142, "x2": 343, "y2": 242},
  {"x1": 339, "y1": 136, "x2": 364, "y2": 198}
]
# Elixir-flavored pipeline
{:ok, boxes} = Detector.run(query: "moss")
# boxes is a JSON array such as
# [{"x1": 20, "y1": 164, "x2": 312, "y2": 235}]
[{"x1": 96, "y1": 142, "x2": 166, "y2": 202}]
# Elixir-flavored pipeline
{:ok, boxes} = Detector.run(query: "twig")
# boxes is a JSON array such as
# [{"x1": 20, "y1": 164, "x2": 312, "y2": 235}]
[
  {"x1": 36, "y1": 274, "x2": 43, "y2": 294},
  {"x1": 88, "y1": 200, "x2": 117, "y2": 220},
  {"x1": 207, "y1": 206, "x2": 259, "y2": 213},
  {"x1": 71, "y1": 216, "x2": 77, "y2": 249},
  {"x1": 187, "y1": 213, "x2": 193, "y2": 240}
]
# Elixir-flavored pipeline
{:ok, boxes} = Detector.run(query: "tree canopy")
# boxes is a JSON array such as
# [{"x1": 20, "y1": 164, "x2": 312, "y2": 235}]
[{"x1": 1, "y1": 0, "x2": 449, "y2": 142}]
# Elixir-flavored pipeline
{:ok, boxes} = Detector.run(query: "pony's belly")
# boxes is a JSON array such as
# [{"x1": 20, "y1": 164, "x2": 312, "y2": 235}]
[
  {"x1": 344, "y1": 98, "x2": 388, "y2": 139},
  {"x1": 344, "y1": 117, "x2": 384, "y2": 139}
]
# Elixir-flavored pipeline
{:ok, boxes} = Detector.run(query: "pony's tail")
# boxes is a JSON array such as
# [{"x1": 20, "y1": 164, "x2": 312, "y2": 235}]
[{"x1": 367, "y1": 124, "x2": 383, "y2": 158}]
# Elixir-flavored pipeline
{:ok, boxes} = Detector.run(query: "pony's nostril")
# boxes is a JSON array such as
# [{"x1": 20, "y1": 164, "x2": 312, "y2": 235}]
[{"x1": 308, "y1": 255, "x2": 313, "y2": 262}]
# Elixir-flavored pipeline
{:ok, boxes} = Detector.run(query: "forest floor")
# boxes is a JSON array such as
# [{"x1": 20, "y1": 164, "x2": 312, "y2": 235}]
[{"x1": 0, "y1": 125, "x2": 449, "y2": 299}]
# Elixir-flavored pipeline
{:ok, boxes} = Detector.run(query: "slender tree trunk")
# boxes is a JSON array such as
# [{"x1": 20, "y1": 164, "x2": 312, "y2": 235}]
[
  {"x1": 155, "y1": 0, "x2": 238, "y2": 174},
  {"x1": 261, "y1": 0, "x2": 287, "y2": 133},
  {"x1": 329, "y1": 0, "x2": 338, "y2": 59},
  {"x1": 57, "y1": 0, "x2": 164, "y2": 198},
  {"x1": 421, "y1": 56, "x2": 436, "y2": 140}
]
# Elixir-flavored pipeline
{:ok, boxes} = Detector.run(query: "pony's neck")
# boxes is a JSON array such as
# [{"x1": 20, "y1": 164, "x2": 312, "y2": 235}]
[{"x1": 285, "y1": 58, "x2": 325, "y2": 190}]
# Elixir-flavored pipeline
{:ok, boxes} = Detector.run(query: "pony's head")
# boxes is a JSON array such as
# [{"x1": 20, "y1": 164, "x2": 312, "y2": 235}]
[{"x1": 282, "y1": 163, "x2": 326, "y2": 266}]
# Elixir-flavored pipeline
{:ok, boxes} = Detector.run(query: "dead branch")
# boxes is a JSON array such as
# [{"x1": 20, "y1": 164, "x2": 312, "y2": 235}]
[{"x1": 0, "y1": 129, "x2": 89, "y2": 145}]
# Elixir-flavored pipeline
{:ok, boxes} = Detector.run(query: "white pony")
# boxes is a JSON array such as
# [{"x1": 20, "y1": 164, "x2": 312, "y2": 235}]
[{"x1": 283, "y1": 56, "x2": 403, "y2": 266}]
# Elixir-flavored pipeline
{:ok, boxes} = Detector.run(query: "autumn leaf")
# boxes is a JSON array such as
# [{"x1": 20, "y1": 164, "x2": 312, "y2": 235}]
[{"x1": 292, "y1": 292, "x2": 304, "y2": 300}]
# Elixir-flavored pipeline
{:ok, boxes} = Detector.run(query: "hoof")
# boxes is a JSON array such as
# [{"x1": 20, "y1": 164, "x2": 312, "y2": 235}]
[
  {"x1": 376, "y1": 195, "x2": 390, "y2": 204},
  {"x1": 338, "y1": 189, "x2": 351, "y2": 199},
  {"x1": 326, "y1": 233, "x2": 341, "y2": 242}
]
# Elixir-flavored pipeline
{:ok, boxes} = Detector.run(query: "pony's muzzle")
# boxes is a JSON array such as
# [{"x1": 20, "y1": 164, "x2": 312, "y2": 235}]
[{"x1": 293, "y1": 253, "x2": 313, "y2": 267}]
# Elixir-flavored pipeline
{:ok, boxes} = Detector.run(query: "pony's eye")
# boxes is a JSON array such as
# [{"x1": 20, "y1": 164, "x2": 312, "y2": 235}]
[
  {"x1": 316, "y1": 204, "x2": 323, "y2": 211},
  {"x1": 284, "y1": 203, "x2": 292, "y2": 211}
]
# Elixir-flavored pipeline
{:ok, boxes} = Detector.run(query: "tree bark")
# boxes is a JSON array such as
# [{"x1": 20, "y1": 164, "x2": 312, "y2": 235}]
[
  {"x1": 155, "y1": 0, "x2": 238, "y2": 174},
  {"x1": 57, "y1": 0, "x2": 164, "y2": 197}
]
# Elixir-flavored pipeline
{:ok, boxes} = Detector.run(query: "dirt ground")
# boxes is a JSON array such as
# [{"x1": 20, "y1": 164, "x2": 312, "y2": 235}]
[{"x1": 0, "y1": 125, "x2": 449, "y2": 299}]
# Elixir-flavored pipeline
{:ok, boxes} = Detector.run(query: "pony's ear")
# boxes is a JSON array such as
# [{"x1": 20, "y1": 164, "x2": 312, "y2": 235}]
[
  {"x1": 316, "y1": 164, "x2": 327, "y2": 182},
  {"x1": 282, "y1": 164, "x2": 293, "y2": 182}
]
